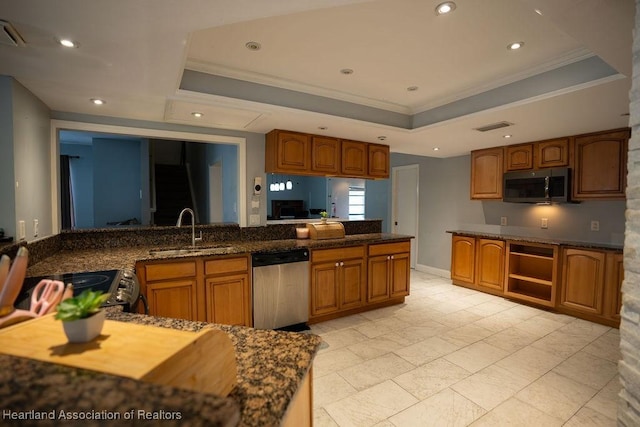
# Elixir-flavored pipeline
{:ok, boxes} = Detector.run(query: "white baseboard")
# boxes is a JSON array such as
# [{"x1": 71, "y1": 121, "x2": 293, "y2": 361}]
[{"x1": 415, "y1": 264, "x2": 450, "y2": 279}]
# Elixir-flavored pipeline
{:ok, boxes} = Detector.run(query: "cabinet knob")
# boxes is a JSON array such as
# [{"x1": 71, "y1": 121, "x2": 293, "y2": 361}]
[
  {"x1": 340, "y1": 262, "x2": 344, "y2": 266},
  {"x1": 391, "y1": 255, "x2": 394, "y2": 260},
  {"x1": 335, "y1": 262, "x2": 339, "y2": 267}
]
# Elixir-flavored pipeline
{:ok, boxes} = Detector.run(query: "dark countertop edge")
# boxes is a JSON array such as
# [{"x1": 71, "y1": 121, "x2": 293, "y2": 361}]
[{"x1": 447, "y1": 230, "x2": 623, "y2": 251}]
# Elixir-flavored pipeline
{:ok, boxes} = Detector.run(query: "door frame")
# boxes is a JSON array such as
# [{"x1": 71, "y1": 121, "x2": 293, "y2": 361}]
[{"x1": 391, "y1": 164, "x2": 419, "y2": 268}]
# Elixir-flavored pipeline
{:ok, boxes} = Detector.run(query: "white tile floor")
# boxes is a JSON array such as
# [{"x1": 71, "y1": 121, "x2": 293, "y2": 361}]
[{"x1": 310, "y1": 270, "x2": 620, "y2": 427}]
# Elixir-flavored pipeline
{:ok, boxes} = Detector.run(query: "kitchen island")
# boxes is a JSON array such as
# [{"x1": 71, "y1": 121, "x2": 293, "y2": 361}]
[{"x1": 0, "y1": 309, "x2": 321, "y2": 426}]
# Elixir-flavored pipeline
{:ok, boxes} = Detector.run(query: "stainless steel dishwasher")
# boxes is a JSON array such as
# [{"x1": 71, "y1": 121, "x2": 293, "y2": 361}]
[{"x1": 252, "y1": 249, "x2": 309, "y2": 330}]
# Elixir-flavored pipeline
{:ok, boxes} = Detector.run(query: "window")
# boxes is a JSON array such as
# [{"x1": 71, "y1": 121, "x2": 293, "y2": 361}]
[{"x1": 348, "y1": 186, "x2": 365, "y2": 220}]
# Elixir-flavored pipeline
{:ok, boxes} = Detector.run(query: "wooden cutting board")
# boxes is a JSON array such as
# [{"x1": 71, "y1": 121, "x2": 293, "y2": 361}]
[{"x1": 0, "y1": 314, "x2": 237, "y2": 397}]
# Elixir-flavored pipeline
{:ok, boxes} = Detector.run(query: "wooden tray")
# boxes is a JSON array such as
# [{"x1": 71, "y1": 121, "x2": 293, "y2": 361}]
[
  {"x1": 0, "y1": 314, "x2": 237, "y2": 396},
  {"x1": 307, "y1": 222, "x2": 345, "y2": 240}
]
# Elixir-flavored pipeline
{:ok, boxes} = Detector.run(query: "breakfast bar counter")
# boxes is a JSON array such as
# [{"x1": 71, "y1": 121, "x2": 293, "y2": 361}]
[{"x1": 0, "y1": 309, "x2": 322, "y2": 426}]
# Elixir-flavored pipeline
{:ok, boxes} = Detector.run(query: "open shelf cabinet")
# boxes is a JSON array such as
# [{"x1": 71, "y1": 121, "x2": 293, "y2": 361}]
[{"x1": 504, "y1": 242, "x2": 559, "y2": 307}]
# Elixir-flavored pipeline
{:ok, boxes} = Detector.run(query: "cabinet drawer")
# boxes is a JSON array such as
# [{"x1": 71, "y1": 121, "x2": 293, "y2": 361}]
[
  {"x1": 368, "y1": 241, "x2": 411, "y2": 257},
  {"x1": 205, "y1": 256, "x2": 249, "y2": 276},
  {"x1": 311, "y1": 246, "x2": 365, "y2": 263},
  {"x1": 145, "y1": 261, "x2": 197, "y2": 281}
]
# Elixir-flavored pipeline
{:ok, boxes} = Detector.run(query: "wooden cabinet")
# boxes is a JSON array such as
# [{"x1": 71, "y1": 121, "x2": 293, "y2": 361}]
[
  {"x1": 534, "y1": 138, "x2": 569, "y2": 168},
  {"x1": 203, "y1": 255, "x2": 251, "y2": 327},
  {"x1": 450, "y1": 235, "x2": 504, "y2": 295},
  {"x1": 470, "y1": 147, "x2": 504, "y2": 199},
  {"x1": 505, "y1": 144, "x2": 533, "y2": 171},
  {"x1": 310, "y1": 246, "x2": 365, "y2": 318},
  {"x1": 368, "y1": 143, "x2": 390, "y2": 178},
  {"x1": 451, "y1": 235, "x2": 476, "y2": 285},
  {"x1": 476, "y1": 239, "x2": 505, "y2": 292},
  {"x1": 265, "y1": 130, "x2": 310, "y2": 173},
  {"x1": 311, "y1": 136, "x2": 340, "y2": 174},
  {"x1": 559, "y1": 248, "x2": 623, "y2": 326},
  {"x1": 504, "y1": 242, "x2": 559, "y2": 308},
  {"x1": 368, "y1": 241, "x2": 411, "y2": 302},
  {"x1": 341, "y1": 140, "x2": 367, "y2": 177},
  {"x1": 572, "y1": 128, "x2": 629, "y2": 200},
  {"x1": 136, "y1": 255, "x2": 251, "y2": 326}
]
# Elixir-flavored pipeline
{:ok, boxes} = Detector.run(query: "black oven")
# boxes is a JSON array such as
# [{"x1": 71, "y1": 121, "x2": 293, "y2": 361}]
[{"x1": 16, "y1": 268, "x2": 143, "y2": 313}]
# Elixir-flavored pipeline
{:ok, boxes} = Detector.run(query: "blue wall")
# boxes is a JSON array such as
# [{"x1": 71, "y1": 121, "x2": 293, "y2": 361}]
[
  {"x1": 60, "y1": 143, "x2": 95, "y2": 228},
  {"x1": 207, "y1": 144, "x2": 238, "y2": 223}
]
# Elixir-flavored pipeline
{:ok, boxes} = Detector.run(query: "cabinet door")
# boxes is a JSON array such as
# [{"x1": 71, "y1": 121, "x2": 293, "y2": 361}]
[
  {"x1": 535, "y1": 138, "x2": 569, "y2": 168},
  {"x1": 147, "y1": 279, "x2": 198, "y2": 321},
  {"x1": 310, "y1": 262, "x2": 340, "y2": 316},
  {"x1": 340, "y1": 259, "x2": 365, "y2": 310},
  {"x1": 367, "y1": 255, "x2": 390, "y2": 302},
  {"x1": 605, "y1": 252, "x2": 624, "y2": 321},
  {"x1": 470, "y1": 148, "x2": 504, "y2": 199},
  {"x1": 561, "y1": 248, "x2": 606, "y2": 314},
  {"x1": 451, "y1": 236, "x2": 476, "y2": 284},
  {"x1": 205, "y1": 273, "x2": 251, "y2": 326},
  {"x1": 476, "y1": 239, "x2": 504, "y2": 292},
  {"x1": 368, "y1": 143, "x2": 390, "y2": 178},
  {"x1": 390, "y1": 252, "x2": 410, "y2": 297},
  {"x1": 266, "y1": 130, "x2": 310, "y2": 173},
  {"x1": 341, "y1": 140, "x2": 367, "y2": 176},
  {"x1": 573, "y1": 129, "x2": 629, "y2": 200},
  {"x1": 505, "y1": 144, "x2": 533, "y2": 171},
  {"x1": 311, "y1": 136, "x2": 340, "y2": 174}
]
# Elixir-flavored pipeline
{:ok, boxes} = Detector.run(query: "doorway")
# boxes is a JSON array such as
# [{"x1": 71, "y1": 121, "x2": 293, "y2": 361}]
[{"x1": 392, "y1": 164, "x2": 419, "y2": 268}]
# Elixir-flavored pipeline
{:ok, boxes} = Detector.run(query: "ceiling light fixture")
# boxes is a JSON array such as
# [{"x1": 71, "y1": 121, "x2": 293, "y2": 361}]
[
  {"x1": 191, "y1": 112, "x2": 203, "y2": 118},
  {"x1": 340, "y1": 68, "x2": 354, "y2": 75},
  {"x1": 318, "y1": 126, "x2": 328, "y2": 131},
  {"x1": 534, "y1": 9, "x2": 543, "y2": 16},
  {"x1": 58, "y1": 38, "x2": 77, "y2": 48},
  {"x1": 503, "y1": 134, "x2": 512, "y2": 138},
  {"x1": 378, "y1": 136, "x2": 387, "y2": 141},
  {"x1": 90, "y1": 98, "x2": 105, "y2": 105},
  {"x1": 245, "y1": 41, "x2": 261, "y2": 51},
  {"x1": 433, "y1": 147, "x2": 440, "y2": 151},
  {"x1": 407, "y1": 86, "x2": 419, "y2": 92},
  {"x1": 507, "y1": 41, "x2": 524, "y2": 50},
  {"x1": 435, "y1": 2, "x2": 456, "y2": 15}
]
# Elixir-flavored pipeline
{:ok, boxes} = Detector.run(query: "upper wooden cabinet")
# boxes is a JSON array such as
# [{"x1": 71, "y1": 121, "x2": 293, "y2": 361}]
[
  {"x1": 311, "y1": 136, "x2": 340, "y2": 174},
  {"x1": 368, "y1": 143, "x2": 390, "y2": 178},
  {"x1": 572, "y1": 128, "x2": 629, "y2": 200},
  {"x1": 470, "y1": 147, "x2": 504, "y2": 199},
  {"x1": 265, "y1": 130, "x2": 310, "y2": 173},
  {"x1": 266, "y1": 129, "x2": 390, "y2": 179},
  {"x1": 534, "y1": 138, "x2": 569, "y2": 169},
  {"x1": 341, "y1": 140, "x2": 367, "y2": 177},
  {"x1": 505, "y1": 144, "x2": 533, "y2": 171}
]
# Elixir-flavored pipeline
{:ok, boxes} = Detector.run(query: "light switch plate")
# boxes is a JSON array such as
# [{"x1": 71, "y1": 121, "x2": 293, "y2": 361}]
[
  {"x1": 500, "y1": 216, "x2": 507, "y2": 226},
  {"x1": 18, "y1": 220, "x2": 25, "y2": 240},
  {"x1": 591, "y1": 220, "x2": 600, "y2": 231},
  {"x1": 541, "y1": 218, "x2": 548, "y2": 229},
  {"x1": 249, "y1": 214, "x2": 260, "y2": 226}
]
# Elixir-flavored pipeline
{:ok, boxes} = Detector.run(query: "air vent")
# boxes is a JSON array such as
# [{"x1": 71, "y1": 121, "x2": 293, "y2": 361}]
[
  {"x1": 474, "y1": 121, "x2": 513, "y2": 132},
  {"x1": 0, "y1": 20, "x2": 26, "y2": 47}
]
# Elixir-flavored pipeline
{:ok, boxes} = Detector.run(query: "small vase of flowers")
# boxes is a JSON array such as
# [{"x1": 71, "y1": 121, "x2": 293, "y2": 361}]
[
  {"x1": 55, "y1": 290, "x2": 110, "y2": 343},
  {"x1": 320, "y1": 211, "x2": 328, "y2": 223}
]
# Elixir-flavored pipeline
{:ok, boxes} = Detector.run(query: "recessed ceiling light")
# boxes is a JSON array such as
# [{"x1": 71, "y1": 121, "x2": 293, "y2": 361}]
[
  {"x1": 245, "y1": 41, "x2": 261, "y2": 51},
  {"x1": 534, "y1": 9, "x2": 543, "y2": 16},
  {"x1": 433, "y1": 147, "x2": 440, "y2": 151},
  {"x1": 507, "y1": 41, "x2": 524, "y2": 50},
  {"x1": 503, "y1": 134, "x2": 512, "y2": 138},
  {"x1": 58, "y1": 38, "x2": 77, "y2": 48},
  {"x1": 191, "y1": 112, "x2": 203, "y2": 118},
  {"x1": 90, "y1": 98, "x2": 105, "y2": 105},
  {"x1": 318, "y1": 126, "x2": 328, "y2": 131},
  {"x1": 407, "y1": 86, "x2": 419, "y2": 92},
  {"x1": 340, "y1": 68, "x2": 354, "y2": 75},
  {"x1": 377, "y1": 136, "x2": 387, "y2": 141},
  {"x1": 435, "y1": 2, "x2": 456, "y2": 15}
]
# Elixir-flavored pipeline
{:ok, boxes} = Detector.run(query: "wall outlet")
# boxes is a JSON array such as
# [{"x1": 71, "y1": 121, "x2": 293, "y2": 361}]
[
  {"x1": 18, "y1": 220, "x2": 25, "y2": 240},
  {"x1": 33, "y1": 219, "x2": 38, "y2": 237},
  {"x1": 591, "y1": 220, "x2": 600, "y2": 231},
  {"x1": 500, "y1": 216, "x2": 508, "y2": 226},
  {"x1": 541, "y1": 218, "x2": 548, "y2": 229}
]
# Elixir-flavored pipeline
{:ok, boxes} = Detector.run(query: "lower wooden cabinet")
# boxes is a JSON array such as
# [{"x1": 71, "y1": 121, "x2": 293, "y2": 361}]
[
  {"x1": 504, "y1": 242, "x2": 558, "y2": 308},
  {"x1": 368, "y1": 241, "x2": 411, "y2": 302},
  {"x1": 450, "y1": 235, "x2": 504, "y2": 295},
  {"x1": 136, "y1": 254, "x2": 252, "y2": 326},
  {"x1": 310, "y1": 246, "x2": 365, "y2": 317},
  {"x1": 476, "y1": 239, "x2": 505, "y2": 292},
  {"x1": 559, "y1": 247, "x2": 623, "y2": 326}
]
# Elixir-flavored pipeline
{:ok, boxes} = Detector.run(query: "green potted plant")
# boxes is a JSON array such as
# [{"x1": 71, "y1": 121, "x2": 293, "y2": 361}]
[
  {"x1": 320, "y1": 210, "x2": 328, "y2": 223},
  {"x1": 55, "y1": 289, "x2": 110, "y2": 343}
]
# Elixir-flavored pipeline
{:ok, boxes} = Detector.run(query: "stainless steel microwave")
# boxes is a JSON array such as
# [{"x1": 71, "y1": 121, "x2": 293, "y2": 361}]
[{"x1": 503, "y1": 167, "x2": 570, "y2": 203}]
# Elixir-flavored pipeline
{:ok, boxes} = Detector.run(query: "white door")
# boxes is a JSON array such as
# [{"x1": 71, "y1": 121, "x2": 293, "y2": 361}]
[
  {"x1": 209, "y1": 163, "x2": 223, "y2": 222},
  {"x1": 392, "y1": 165, "x2": 419, "y2": 268}
]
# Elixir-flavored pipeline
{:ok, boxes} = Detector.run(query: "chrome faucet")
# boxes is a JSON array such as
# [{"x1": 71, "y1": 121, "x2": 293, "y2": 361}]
[{"x1": 176, "y1": 208, "x2": 202, "y2": 248}]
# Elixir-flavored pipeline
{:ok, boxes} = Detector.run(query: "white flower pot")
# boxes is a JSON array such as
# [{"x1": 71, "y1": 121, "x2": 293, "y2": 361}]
[{"x1": 62, "y1": 310, "x2": 105, "y2": 343}]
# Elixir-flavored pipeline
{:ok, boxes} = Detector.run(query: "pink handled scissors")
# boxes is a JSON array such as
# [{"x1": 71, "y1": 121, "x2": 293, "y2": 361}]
[{"x1": 30, "y1": 279, "x2": 65, "y2": 316}]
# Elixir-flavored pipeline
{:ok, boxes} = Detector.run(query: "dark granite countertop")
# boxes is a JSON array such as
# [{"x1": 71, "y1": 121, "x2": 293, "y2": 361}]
[
  {"x1": 447, "y1": 230, "x2": 623, "y2": 251},
  {"x1": 0, "y1": 310, "x2": 322, "y2": 427},
  {"x1": 26, "y1": 233, "x2": 413, "y2": 276}
]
